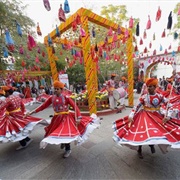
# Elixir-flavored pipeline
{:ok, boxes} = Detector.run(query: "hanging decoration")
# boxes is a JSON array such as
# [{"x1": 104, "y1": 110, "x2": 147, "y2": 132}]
[
  {"x1": 56, "y1": 25, "x2": 60, "y2": 37},
  {"x1": 160, "y1": 44, "x2": 163, "y2": 51},
  {"x1": 174, "y1": 32, "x2": 178, "y2": 40},
  {"x1": 113, "y1": 32, "x2": 117, "y2": 42},
  {"x1": 76, "y1": 14, "x2": 81, "y2": 25},
  {"x1": 153, "y1": 49, "x2": 156, "y2": 55},
  {"x1": 167, "y1": 11, "x2": 173, "y2": 30},
  {"x1": 156, "y1": 6, "x2": 161, "y2": 21},
  {"x1": 116, "y1": 25, "x2": 120, "y2": 35},
  {"x1": 146, "y1": 15, "x2": 151, "y2": 30},
  {"x1": 139, "y1": 38, "x2": 143, "y2": 45},
  {"x1": 161, "y1": 29, "x2": 166, "y2": 38},
  {"x1": 37, "y1": 22, "x2": 42, "y2": 36},
  {"x1": 19, "y1": 45, "x2": 24, "y2": 54},
  {"x1": 125, "y1": 28, "x2": 129, "y2": 38},
  {"x1": 3, "y1": 47, "x2": 8, "y2": 58},
  {"x1": 21, "y1": 60, "x2": 26, "y2": 67},
  {"x1": 43, "y1": 0, "x2": 51, "y2": 11},
  {"x1": 144, "y1": 47, "x2": 147, "y2": 53},
  {"x1": 35, "y1": 56, "x2": 40, "y2": 63},
  {"x1": 92, "y1": 27, "x2": 95, "y2": 37},
  {"x1": 172, "y1": 51, "x2": 175, "y2": 56},
  {"x1": 143, "y1": 29, "x2": 147, "y2": 39},
  {"x1": 27, "y1": 42, "x2": 32, "y2": 51},
  {"x1": 80, "y1": 26, "x2": 86, "y2": 37},
  {"x1": 168, "y1": 44, "x2": 171, "y2": 50},
  {"x1": 136, "y1": 22, "x2": 139, "y2": 36},
  {"x1": 27, "y1": 33, "x2": 36, "y2": 49},
  {"x1": 178, "y1": 46, "x2": 180, "y2": 52},
  {"x1": 78, "y1": 36, "x2": 82, "y2": 43},
  {"x1": 15, "y1": 20, "x2": 22, "y2": 37},
  {"x1": 95, "y1": 43, "x2": 98, "y2": 52},
  {"x1": 42, "y1": 51, "x2": 46, "y2": 57},
  {"x1": 5, "y1": 29, "x2": 14, "y2": 52},
  {"x1": 64, "y1": 0, "x2": 70, "y2": 13},
  {"x1": 129, "y1": 16, "x2": 134, "y2": 28},
  {"x1": 153, "y1": 33, "x2": 156, "y2": 40},
  {"x1": 58, "y1": 4, "x2": 66, "y2": 22},
  {"x1": 107, "y1": 27, "x2": 113, "y2": 36},
  {"x1": 149, "y1": 42, "x2": 152, "y2": 49},
  {"x1": 48, "y1": 34, "x2": 53, "y2": 45},
  {"x1": 72, "y1": 19, "x2": 77, "y2": 31},
  {"x1": 134, "y1": 45, "x2": 138, "y2": 52},
  {"x1": 37, "y1": 46, "x2": 41, "y2": 54}
]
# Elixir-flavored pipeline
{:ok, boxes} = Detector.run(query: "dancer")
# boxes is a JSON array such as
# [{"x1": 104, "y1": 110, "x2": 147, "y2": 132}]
[
  {"x1": 28, "y1": 80, "x2": 100, "y2": 158},
  {"x1": 113, "y1": 78, "x2": 180, "y2": 159},
  {"x1": 0, "y1": 86, "x2": 43, "y2": 150}
]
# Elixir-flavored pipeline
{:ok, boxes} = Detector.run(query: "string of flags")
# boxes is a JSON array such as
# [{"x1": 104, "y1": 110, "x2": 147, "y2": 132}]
[{"x1": 1, "y1": 1, "x2": 180, "y2": 71}]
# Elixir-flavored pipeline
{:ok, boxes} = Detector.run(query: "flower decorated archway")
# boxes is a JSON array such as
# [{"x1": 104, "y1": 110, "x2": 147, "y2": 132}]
[{"x1": 44, "y1": 8, "x2": 134, "y2": 114}]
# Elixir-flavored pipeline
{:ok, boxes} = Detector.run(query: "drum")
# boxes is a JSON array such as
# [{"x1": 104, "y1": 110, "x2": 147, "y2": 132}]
[{"x1": 113, "y1": 87, "x2": 127, "y2": 100}]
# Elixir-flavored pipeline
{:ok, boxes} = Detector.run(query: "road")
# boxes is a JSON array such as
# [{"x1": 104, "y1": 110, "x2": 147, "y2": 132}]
[{"x1": 0, "y1": 94, "x2": 180, "y2": 180}]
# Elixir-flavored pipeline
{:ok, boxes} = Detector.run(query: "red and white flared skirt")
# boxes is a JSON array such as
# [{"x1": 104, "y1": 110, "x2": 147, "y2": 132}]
[
  {"x1": 113, "y1": 110, "x2": 180, "y2": 149},
  {"x1": 0, "y1": 111, "x2": 43, "y2": 143},
  {"x1": 40, "y1": 113, "x2": 101, "y2": 148}
]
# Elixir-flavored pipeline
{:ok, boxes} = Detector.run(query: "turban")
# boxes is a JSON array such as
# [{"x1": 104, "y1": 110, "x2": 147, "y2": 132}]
[
  {"x1": 121, "y1": 76, "x2": 127, "y2": 81},
  {"x1": 1, "y1": 86, "x2": 12, "y2": 91},
  {"x1": 0, "y1": 89, "x2": 5, "y2": 95},
  {"x1": 145, "y1": 78, "x2": 158, "y2": 86},
  {"x1": 111, "y1": 73, "x2": 116, "y2": 77},
  {"x1": 53, "y1": 80, "x2": 64, "y2": 89}
]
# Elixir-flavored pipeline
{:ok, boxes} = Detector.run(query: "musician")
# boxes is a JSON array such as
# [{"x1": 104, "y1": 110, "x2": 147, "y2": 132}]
[{"x1": 106, "y1": 74, "x2": 117, "y2": 110}]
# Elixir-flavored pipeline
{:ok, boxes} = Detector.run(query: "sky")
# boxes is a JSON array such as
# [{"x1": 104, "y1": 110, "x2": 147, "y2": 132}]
[{"x1": 22, "y1": 0, "x2": 179, "y2": 77}]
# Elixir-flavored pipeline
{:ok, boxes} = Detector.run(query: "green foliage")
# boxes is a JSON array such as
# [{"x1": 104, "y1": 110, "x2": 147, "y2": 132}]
[
  {"x1": 66, "y1": 62, "x2": 85, "y2": 84},
  {"x1": 0, "y1": 0, "x2": 50, "y2": 71},
  {"x1": 173, "y1": 3, "x2": 180, "y2": 45}
]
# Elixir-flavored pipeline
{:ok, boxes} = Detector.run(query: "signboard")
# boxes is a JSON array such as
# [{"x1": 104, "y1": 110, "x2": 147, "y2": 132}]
[{"x1": 59, "y1": 74, "x2": 69, "y2": 89}]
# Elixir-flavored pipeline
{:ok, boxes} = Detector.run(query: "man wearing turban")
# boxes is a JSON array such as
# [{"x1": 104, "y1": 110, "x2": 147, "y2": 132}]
[
  {"x1": 0, "y1": 86, "x2": 42, "y2": 150},
  {"x1": 113, "y1": 77, "x2": 180, "y2": 159},
  {"x1": 29, "y1": 80, "x2": 100, "y2": 158}
]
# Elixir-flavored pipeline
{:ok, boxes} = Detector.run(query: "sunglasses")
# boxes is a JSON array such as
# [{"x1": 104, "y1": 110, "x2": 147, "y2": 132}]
[{"x1": 54, "y1": 88, "x2": 61, "y2": 90}]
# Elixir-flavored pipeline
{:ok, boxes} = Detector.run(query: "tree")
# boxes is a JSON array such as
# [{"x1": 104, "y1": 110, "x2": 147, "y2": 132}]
[
  {"x1": 96, "y1": 5, "x2": 139, "y2": 81},
  {"x1": 66, "y1": 62, "x2": 85, "y2": 85},
  {"x1": 0, "y1": 0, "x2": 51, "y2": 71}
]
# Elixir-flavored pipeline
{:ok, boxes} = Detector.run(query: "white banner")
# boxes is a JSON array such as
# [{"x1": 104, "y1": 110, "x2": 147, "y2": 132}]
[{"x1": 59, "y1": 74, "x2": 69, "y2": 89}]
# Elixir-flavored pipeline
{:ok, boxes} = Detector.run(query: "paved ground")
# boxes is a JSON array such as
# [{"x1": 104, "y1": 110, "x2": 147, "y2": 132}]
[{"x1": 1, "y1": 93, "x2": 180, "y2": 180}]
